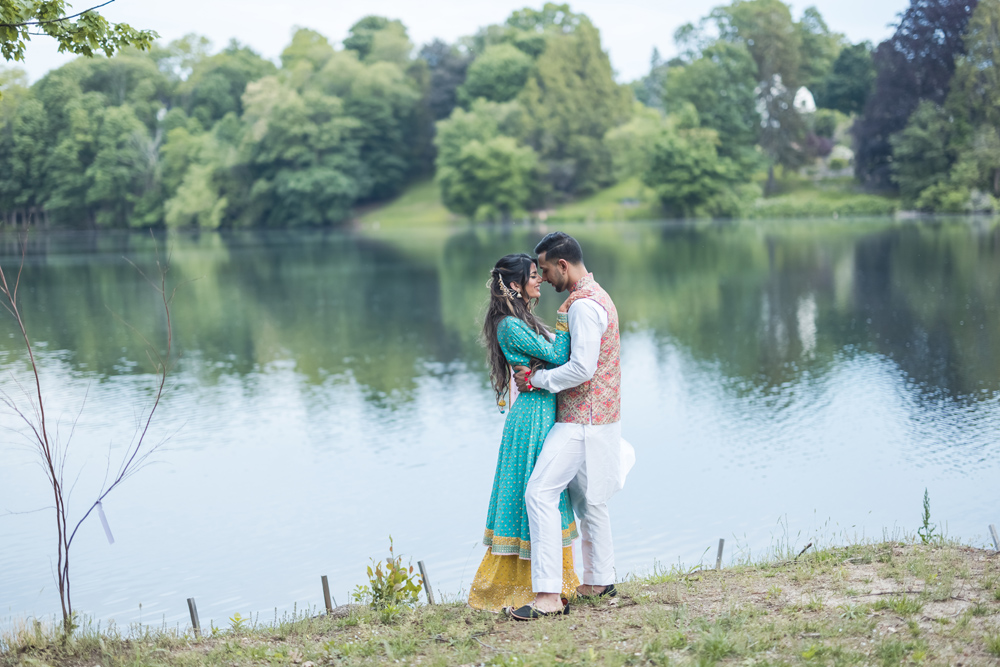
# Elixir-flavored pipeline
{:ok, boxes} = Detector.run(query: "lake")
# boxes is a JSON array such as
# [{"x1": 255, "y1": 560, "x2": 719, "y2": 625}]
[{"x1": 2, "y1": 219, "x2": 999, "y2": 630}]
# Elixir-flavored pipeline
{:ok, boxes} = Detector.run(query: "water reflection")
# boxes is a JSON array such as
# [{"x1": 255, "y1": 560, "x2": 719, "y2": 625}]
[
  {"x1": 4, "y1": 221, "x2": 1000, "y2": 403},
  {"x1": 1, "y1": 219, "x2": 999, "y2": 628}
]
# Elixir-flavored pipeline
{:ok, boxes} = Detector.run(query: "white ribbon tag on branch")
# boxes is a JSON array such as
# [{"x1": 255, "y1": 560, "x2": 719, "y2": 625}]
[{"x1": 97, "y1": 501, "x2": 115, "y2": 545}]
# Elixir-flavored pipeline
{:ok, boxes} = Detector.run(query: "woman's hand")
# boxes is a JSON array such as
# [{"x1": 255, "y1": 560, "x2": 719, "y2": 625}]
[
  {"x1": 512, "y1": 365, "x2": 532, "y2": 392},
  {"x1": 557, "y1": 296, "x2": 571, "y2": 313}
]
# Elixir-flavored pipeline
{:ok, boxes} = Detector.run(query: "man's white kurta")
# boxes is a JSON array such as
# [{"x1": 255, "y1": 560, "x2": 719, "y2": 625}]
[{"x1": 530, "y1": 298, "x2": 635, "y2": 504}]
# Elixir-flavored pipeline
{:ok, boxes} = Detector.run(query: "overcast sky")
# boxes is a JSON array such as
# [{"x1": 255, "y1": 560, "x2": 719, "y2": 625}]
[{"x1": 13, "y1": 0, "x2": 907, "y2": 83}]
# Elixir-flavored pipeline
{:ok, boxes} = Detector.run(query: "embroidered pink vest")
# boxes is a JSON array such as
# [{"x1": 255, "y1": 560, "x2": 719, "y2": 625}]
[{"x1": 557, "y1": 273, "x2": 621, "y2": 425}]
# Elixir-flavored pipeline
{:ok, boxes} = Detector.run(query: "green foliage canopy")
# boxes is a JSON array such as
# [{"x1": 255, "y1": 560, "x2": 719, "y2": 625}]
[
  {"x1": 643, "y1": 120, "x2": 760, "y2": 218},
  {"x1": 813, "y1": 42, "x2": 875, "y2": 114},
  {"x1": 457, "y1": 43, "x2": 533, "y2": 105},
  {"x1": 0, "y1": 0, "x2": 156, "y2": 65}
]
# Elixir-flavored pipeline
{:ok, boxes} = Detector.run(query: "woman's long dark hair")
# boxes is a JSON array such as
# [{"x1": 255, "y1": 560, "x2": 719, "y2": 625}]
[{"x1": 482, "y1": 253, "x2": 549, "y2": 407}]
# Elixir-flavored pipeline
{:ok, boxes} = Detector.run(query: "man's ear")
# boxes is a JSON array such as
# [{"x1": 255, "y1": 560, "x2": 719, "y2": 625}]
[{"x1": 558, "y1": 258, "x2": 570, "y2": 272}]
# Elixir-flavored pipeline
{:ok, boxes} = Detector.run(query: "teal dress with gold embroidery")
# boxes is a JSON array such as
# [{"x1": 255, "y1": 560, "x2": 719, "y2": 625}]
[{"x1": 468, "y1": 314, "x2": 580, "y2": 611}]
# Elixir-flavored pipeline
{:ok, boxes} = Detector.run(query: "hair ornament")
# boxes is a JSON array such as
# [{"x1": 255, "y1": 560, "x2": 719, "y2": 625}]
[{"x1": 497, "y1": 275, "x2": 521, "y2": 300}]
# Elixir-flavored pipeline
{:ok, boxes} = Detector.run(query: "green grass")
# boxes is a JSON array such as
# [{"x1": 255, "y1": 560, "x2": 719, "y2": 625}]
[
  {"x1": 6, "y1": 541, "x2": 1000, "y2": 666},
  {"x1": 750, "y1": 175, "x2": 899, "y2": 219},
  {"x1": 353, "y1": 178, "x2": 454, "y2": 229},
  {"x1": 545, "y1": 177, "x2": 661, "y2": 222},
  {"x1": 354, "y1": 173, "x2": 900, "y2": 228}
]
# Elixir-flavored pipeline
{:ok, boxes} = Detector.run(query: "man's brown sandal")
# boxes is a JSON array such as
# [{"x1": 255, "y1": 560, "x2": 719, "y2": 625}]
[{"x1": 509, "y1": 599, "x2": 570, "y2": 620}]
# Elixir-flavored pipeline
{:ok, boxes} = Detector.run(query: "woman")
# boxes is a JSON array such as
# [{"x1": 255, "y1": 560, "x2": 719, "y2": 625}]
[{"x1": 467, "y1": 253, "x2": 579, "y2": 612}]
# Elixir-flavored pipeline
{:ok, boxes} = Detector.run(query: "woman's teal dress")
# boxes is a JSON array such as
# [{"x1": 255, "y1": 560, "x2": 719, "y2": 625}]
[{"x1": 468, "y1": 314, "x2": 580, "y2": 611}]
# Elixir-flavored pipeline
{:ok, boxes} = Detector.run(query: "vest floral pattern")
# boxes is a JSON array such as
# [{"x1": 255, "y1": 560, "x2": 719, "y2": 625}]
[{"x1": 556, "y1": 273, "x2": 621, "y2": 425}]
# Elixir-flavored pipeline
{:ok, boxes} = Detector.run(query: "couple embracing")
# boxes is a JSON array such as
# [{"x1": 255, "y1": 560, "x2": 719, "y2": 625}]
[{"x1": 468, "y1": 232, "x2": 635, "y2": 620}]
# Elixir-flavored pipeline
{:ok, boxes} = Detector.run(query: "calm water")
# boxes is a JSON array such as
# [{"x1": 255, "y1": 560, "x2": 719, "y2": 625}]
[{"x1": 2, "y1": 219, "x2": 1000, "y2": 629}]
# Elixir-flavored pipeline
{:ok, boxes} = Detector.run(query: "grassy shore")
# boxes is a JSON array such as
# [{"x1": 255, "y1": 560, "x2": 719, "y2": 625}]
[
  {"x1": 354, "y1": 179, "x2": 454, "y2": 230},
  {"x1": 352, "y1": 175, "x2": 898, "y2": 228},
  {"x1": 4, "y1": 541, "x2": 999, "y2": 666},
  {"x1": 749, "y1": 176, "x2": 899, "y2": 219}
]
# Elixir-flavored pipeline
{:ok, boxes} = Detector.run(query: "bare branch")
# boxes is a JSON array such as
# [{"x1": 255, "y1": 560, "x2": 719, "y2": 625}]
[
  {"x1": 0, "y1": 228, "x2": 178, "y2": 631},
  {"x1": 1, "y1": 505, "x2": 55, "y2": 517}
]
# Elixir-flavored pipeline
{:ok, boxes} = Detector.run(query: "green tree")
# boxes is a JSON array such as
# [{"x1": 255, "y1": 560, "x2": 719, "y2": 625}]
[
  {"x1": 518, "y1": 18, "x2": 632, "y2": 196},
  {"x1": 0, "y1": 83, "x2": 47, "y2": 223},
  {"x1": 756, "y1": 73, "x2": 809, "y2": 191},
  {"x1": 665, "y1": 40, "x2": 761, "y2": 163},
  {"x1": 632, "y1": 48, "x2": 668, "y2": 112},
  {"x1": 643, "y1": 122, "x2": 760, "y2": 218},
  {"x1": 238, "y1": 76, "x2": 363, "y2": 226},
  {"x1": 890, "y1": 0, "x2": 1000, "y2": 211},
  {"x1": 343, "y1": 16, "x2": 411, "y2": 63},
  {"x1": 814, "y1": 42, "x2": 874, "y2": 114},
  {"x1": 796, "y1": 6, "x2": 844, "y2": 92},
  {"x1": 341, "y1": 60, "x2": 422, "y2": 200},
  {"x1": 159, "y1": 118, "x2": 235, "y2": 229},
  {"x1": 280, "y1": 28, "x2": 335, "y2": 71},
  {"x1": 178, "y1": 40, "x2": 277, "y2": 127},
  {"x1": 85, "y1": 104, "x2": 158, "y2": 227},
  {"x1": 709, "y1": 0, "x2": 803, "y2": 86},
  {"x1": 945, "y1": 127, "x2": 1000, "y2": 208},
  {"x1": 947, "y1": 0, "x2": 1000, "y2": 131},
  {"x1": 0, "y1": 0, "x2": 155, "y2": 69},
  {"x1": 505, "y1": 3, "x2": 584, "y2": 33},
  {"x1": 889, "y1": 101, "x2": 957, "y2": 205},
  {"x1": 280, "y1": 28, "x2": 423, "y2": 202},
  {"x1": 434, "y1": 99, "x2": 525, "y2": 164},
  {"x1": 436, "y1": 135, "x2": 539, "y2": 220},
  {"x1": 457, "y1": 43, "x2": 533, "y2": 105},
  {"x1": 604, "y1": 104, "x2": 669, "y2": 181},
  {"x1": 688, "y1": 0, "x2": 819, "y2": 190}
]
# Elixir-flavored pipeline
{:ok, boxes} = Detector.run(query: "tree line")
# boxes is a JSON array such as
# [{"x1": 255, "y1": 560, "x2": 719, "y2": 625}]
[{"x1": 0, "y1": 0, "x2": 993, "y2": 228}]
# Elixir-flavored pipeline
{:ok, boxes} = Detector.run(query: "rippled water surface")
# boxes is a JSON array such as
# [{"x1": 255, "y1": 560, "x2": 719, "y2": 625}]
[{"x1": 2, "y1": 220, "x2": 1000, "y2": 628}]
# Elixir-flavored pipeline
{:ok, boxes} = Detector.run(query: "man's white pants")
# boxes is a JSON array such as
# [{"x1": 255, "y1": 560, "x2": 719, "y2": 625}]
[{"x1": 525, "y1": 423, "x2": 615, "y2": 593}]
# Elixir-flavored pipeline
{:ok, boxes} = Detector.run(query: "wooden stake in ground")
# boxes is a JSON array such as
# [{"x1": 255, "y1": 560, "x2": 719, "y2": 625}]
[
  {"x1": 322, "y1": 576, "x2": 334, "y2": 613},
  {"x1": 187, "y1": 597, "x2": 201, "y2": 638},
  {"x1": 418, "y1": 560, "x2": 435, "y2": 604},
  {"x1": 989, "y1": 524, "x2": 999, "y2": 552},
  {"x1": 716, "y1": 539, "x2": 725, "y2": 570}
]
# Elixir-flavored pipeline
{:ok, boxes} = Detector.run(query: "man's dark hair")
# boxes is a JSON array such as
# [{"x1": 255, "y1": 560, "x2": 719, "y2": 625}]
[{"x1": 534, "y1": 232, "x2": 583, "y2": 265}]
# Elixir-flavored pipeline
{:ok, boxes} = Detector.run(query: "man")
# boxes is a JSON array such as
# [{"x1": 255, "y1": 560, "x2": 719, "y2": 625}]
[{"x1": 509, "y1": 231, "x2": 634, "y2": 620}]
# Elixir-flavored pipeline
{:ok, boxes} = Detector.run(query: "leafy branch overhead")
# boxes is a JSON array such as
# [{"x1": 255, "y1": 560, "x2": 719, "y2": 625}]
[{"x1": 0, "y1": 0, "x2": 156, "y2": 63}]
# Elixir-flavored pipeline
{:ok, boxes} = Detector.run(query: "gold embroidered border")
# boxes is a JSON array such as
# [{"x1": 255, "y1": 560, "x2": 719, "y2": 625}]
[{"x1": 483, "y1": 522, "x2": 579, "y2": 559}]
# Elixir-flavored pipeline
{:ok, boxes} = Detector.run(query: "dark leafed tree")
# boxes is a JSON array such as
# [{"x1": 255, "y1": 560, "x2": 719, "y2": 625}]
[
  {"x1": 813, "y1": 41, "x2": 875, "y2": 114},
  {"x1": 0, "y1": 0, "x2": 155, "y2": 69},
  {"x1": 418, "y1": 39, "x2": 472, "y2": 121},
  {"x1": 853, "y1": 0, "x2": 978, "y2": 189}
]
